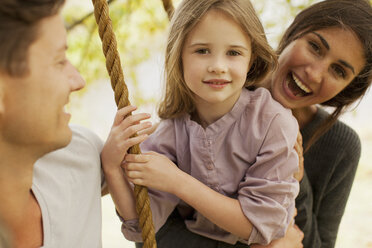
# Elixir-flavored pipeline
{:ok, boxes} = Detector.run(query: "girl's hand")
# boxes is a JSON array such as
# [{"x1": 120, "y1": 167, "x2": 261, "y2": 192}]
[
  {"x1": 251, "y1": 224, "x2": 304, "y2": 248},
  {"x1": 294, "y1": 132, "x2": 304, "y2": 181},
  {"x1": 124, "y1": 152, "x2": 183, "y2": 193},
  {"x1": 101, "y1": 105, "x2": 152, "y2": 174}
]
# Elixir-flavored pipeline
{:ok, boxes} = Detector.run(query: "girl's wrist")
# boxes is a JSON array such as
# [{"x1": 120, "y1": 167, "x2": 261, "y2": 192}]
[
  {"x1": 102, "y1": 164, "x2": 125, "y2": 179},
  {"x1": 171, "y1": 169, "x2": 193, "y2": 197}
]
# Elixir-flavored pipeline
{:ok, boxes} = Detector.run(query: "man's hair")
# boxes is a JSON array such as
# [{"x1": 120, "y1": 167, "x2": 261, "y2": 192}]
[{"x1": 0, "y1": 0, "x2": 65, "y2": 76}]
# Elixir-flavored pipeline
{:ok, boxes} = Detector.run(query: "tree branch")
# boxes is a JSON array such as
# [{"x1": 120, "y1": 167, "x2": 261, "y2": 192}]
[{"x1": 66, "y1": 0, "x2": 117, "y2": 31}]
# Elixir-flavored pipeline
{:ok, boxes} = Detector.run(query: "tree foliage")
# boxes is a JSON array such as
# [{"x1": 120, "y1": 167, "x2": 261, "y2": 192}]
[
  {"x1": 63, "y1": 0, "x2": 169, "y2": 103},
  {"x1": 62, "y1": 0, "x2": 337, "y2": 105}
]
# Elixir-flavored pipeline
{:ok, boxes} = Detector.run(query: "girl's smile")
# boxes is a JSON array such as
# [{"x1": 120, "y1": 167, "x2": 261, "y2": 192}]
[
  {"x1": 202, "y1": 79, "x2": 232, "y2": 89},
  {"x1": 181, "y1": 9, "x2": 252, "y2": 125}
]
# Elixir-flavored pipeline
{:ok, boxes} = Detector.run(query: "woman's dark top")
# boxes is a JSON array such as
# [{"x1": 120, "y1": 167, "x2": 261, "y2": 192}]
[{"x1": 295, "y1": 108, "x2": 361, "y2": 248}]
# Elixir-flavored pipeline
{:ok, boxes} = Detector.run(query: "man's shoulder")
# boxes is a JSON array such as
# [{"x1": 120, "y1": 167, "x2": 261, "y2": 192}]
[
  {"x1": 69, "y1": 124, "x2": 103, "y2": 153},
  {"x1": 34, "y1": 125, "x2": 103, "y2": 174}
]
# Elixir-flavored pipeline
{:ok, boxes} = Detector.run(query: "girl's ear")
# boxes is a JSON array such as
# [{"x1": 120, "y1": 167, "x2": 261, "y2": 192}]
[
  {"x1": 246, "y1": 54, "x2": 258, "y2": 82},
  {"x1": 248, "y1": 53, "x2": 257, "y2": 69}
]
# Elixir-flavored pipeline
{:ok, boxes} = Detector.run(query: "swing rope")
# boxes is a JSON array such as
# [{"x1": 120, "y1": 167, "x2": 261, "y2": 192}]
[
  {"x1": 91, "y1": 0, "x2": 176, "y2": 247},
  {"x1": 161, "y1": 0, "x2": 174, "y2": 19}
]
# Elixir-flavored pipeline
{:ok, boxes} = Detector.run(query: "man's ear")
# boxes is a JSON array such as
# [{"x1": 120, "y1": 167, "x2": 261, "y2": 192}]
[{"x1": 0, "y1": 74, "x2": 6, "y2": 115}]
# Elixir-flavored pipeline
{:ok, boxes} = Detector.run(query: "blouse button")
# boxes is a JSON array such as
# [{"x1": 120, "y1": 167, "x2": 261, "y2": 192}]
[{"x1": 206, "y1": 163, "x2": 214, "y2": 170}]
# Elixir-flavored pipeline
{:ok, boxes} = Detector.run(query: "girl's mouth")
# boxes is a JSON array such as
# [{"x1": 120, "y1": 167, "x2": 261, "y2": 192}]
[
  {"x1": 286, "y1": 72, "x2": 312, "y2": 97},
  {"x1": 203, "y1": 79, "x2": 231, "y2": 89}
]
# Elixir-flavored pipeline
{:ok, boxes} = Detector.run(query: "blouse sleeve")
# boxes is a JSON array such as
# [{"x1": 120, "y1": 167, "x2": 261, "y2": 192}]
[
  {"x1": 120, "y1": 120, "x2": 181, "y2": 242},
  {"x1": 238, "y1": 112, "x2": 300, "y2": 245}
]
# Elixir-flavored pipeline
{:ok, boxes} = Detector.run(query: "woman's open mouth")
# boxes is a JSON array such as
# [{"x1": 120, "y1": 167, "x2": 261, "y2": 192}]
[{"x1": 286, "y1": 72, "x2": 312, "y2": 97}]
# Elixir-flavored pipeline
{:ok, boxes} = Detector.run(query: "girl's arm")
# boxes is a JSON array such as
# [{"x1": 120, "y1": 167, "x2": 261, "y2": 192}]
[
  {"x1": 101, "y1": 105, "x2": 152, "y2": 221},
  {"x1": 251, "y1": 224, "x2": 304, "y2": 248},
  {"x1": 125, "y1": 109, "x2": 299, "y2": 245},
  {"x1": 124, "y1": 152, "x2": 254, "y2": 239}
]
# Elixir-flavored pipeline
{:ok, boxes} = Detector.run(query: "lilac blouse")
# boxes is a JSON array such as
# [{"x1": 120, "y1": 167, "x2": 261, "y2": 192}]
[{"x1": 121, "y1": 88, "x2": 299, "y2": 245}]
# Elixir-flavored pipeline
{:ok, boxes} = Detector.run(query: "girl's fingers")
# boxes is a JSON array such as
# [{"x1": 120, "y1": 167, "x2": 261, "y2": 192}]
[
  {"x1": 122, "y1": 134, "x2": 149, "y2": 150},
  {"x1": 127, "y1": 177, "x2": 145, "y2": 186},
  {"x1": 113, "y1": 105, "x2": 151, "y2": 128},
  {"x1": 137, "y1": 122, "x2": 159, "y2": 136},
  {"x1": 125, "y1": 169, "x2": 143, "y2": 179},
  {"x1": 125, "y1": 154, "x2": 150, "y2": 163},
  {"x1": 119, "y1": 113, "x2": 152, "y2": 130},
  {"x1": 118, "y1": 121, "x2": 152, "y2": 141},
  {"x1": 113, "y1": 105, "x2": 137, "y2": 126}
]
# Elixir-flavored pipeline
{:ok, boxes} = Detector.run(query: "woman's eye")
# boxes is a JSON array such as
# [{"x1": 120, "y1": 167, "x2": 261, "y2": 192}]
[
  {"x1": 308, "y1": 41, "x2": 321, "y2": 54},
  {"x1": 227, "y1": 50, "x2": 241, "y2": 56},
  {"x1": 195, "y1": 48, "x2": 209, "y2": 54},
  {"x1": 332, "y1": 64, "x2": 346, "y2": 78}
]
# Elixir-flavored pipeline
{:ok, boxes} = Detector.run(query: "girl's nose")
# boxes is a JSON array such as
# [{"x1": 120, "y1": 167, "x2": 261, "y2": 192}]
[{"x1": 207, "y1": 56, "x2": 227, "y2": 74}]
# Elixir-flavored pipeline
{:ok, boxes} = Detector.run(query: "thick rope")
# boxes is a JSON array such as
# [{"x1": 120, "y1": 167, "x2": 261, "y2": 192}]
[
  {"x1": 161, "y1": 0, "x2": 174, "y2": 19},
  {"x1": 91, "y1": 0, "x2": 156, "y2": 247}
]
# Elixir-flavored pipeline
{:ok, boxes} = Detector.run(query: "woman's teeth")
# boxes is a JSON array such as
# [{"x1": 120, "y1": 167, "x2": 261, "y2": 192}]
[
  {"x1": 292, "y1": 74, "x2": 311, "y2": 93},
  {"x1": 286, "y1": 73, "x2": 312, "y2": 97}
]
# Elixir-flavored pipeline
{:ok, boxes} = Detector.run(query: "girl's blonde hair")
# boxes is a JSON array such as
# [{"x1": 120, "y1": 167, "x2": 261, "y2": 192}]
[{"x1": 158, "y1": 0, "x2": 277, "y2": 119}]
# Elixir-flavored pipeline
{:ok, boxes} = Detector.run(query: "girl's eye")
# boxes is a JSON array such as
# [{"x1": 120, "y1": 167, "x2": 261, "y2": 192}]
[
  {"x1": 308, "y1": 41, "x2": 321, "y2": 54},
  {"x1": 195, "y1": 48, "x2": 209, "y2": 54},
  {"x1": 331, "y1": 64, "x2": 346, "y2": 79},
  {"x1": 227, "y1": 50, "x2": 241, "y2": 56}
]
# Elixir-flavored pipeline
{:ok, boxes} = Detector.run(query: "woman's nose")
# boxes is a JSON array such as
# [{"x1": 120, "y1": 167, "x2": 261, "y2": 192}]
[{"x1": 304, "y1": 61, "x2": 325, "y2": 84}]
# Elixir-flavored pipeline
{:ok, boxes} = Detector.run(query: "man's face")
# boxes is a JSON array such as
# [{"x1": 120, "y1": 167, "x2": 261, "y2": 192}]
[{"x1": 0, "y1": 13, "x2": 85, "y2": 155}]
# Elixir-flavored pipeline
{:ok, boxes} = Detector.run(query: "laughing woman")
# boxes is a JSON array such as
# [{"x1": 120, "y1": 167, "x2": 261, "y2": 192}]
[{"x1": 258, "y1": 0, "x2": 372, "y2": 247}]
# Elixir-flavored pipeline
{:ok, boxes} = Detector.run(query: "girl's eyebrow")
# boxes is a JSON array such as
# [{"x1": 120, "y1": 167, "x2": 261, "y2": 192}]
[
  {"x1": 230, "y1": 45, "x2": 250, "y2": 52},
  {"x1": 312, "y1": 31, "x2": 355, "y2": 75},
  {"x1": 187, "y1": 42, "x2": 249, "y2": 51}
]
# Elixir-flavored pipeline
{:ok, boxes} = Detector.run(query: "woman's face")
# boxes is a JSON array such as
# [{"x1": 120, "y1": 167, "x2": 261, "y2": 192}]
[{"x1": 270, "y1": 27, "x2": 365, "y2": 110}]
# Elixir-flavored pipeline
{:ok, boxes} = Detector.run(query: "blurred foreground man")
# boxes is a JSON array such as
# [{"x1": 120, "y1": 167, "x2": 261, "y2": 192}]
[{"x1": 0, "y1": 1, "x2": 105, "y2": 247}]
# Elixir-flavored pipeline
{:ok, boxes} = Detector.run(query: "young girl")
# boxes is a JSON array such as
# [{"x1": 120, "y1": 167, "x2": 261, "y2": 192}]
[{"x1": 101, "y1": 0, "x2": 300, "y2": 246}]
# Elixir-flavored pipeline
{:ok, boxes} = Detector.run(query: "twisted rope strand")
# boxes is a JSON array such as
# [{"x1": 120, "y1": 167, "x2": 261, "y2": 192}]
[
  {"x1": 91, "y1": 0, "x2": 156, "y2": 247},
  {"x1": 161, "y1": 0, "x2": 174, "y2": 19}
]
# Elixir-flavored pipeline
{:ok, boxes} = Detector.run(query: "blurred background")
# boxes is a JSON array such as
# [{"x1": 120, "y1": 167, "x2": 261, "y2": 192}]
[{"x1": 62, "y1": 0, "x2": 372, "y2": 247}]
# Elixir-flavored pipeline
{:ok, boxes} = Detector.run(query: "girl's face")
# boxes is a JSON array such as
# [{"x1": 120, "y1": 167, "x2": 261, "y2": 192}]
[
  {"x1": 271, "y1": 27, "x2": 365, "y2": 110},
  {"x1": 182, "y1": 9, "x2": 252, "y2": 115}
]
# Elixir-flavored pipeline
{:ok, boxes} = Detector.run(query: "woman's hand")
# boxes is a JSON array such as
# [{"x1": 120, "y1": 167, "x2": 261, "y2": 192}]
[
  {"x1": 294, "y1": 132, "x2": 304, "y2": 181},
  {"x1": 101, "y1": 105, "x2": 152, "y2": 174},
  {"x1": 124, "y1": 152, "x2": 183, "y2": 193},
  {"x1": 251, "y1": 224, "x2": 304, "y2": 248}
]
